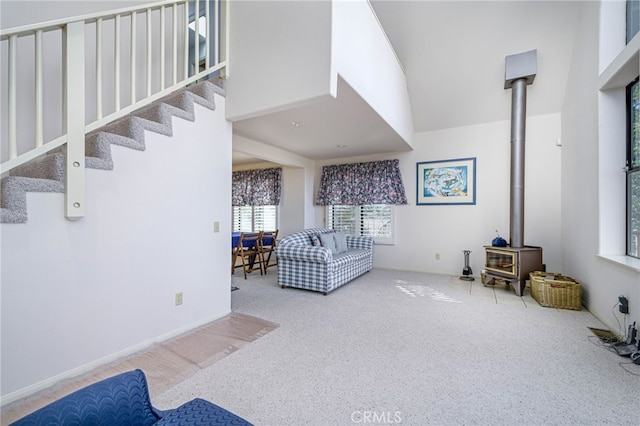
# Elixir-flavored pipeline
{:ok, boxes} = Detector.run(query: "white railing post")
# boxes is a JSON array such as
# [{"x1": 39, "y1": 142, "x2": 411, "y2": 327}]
[{"x1": 62, "y1": 21, "x2": 85, "y2": 220}]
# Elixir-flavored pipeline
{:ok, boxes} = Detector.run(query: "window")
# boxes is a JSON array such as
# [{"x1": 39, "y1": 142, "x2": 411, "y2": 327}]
[
  {"x1": 627, "y1": 0, "x2": 640, "y2": 44},
  {"x1": 628, "y1": 79, "x2": 640, "y2": 258},
  {"x1": 233, "y1": 206, "x2": 277, "y2": 232},
  {"x1": 326, "y1": 205, "x2": 395, "y2": 244},
  {"x1": 315, "y1": 160, "x2": 406, "y2": 245}
]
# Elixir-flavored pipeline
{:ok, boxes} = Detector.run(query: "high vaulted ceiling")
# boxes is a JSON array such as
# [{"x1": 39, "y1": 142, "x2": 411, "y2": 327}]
[{"x1": 232, "y1": 0, "x2": 583, "y2": 165}]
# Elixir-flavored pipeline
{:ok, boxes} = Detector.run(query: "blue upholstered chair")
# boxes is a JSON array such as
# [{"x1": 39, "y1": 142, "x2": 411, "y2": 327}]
[{"x1": 12, "y1": 369, "x2": 252, "y2": 425}]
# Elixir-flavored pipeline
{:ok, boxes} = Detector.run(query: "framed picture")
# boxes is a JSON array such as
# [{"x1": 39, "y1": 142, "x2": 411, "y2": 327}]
[{"x1": 416, "y1": 157, "x2": 476, "y2": 205}]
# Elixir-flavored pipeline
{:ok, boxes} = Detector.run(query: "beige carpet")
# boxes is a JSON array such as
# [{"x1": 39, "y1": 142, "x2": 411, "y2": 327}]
[
  {"x1": 1, "y1": 312, "x2": 279, "y2": 425},
  {"x1": 154, "y1": 269, "x2": 640, "y2": 425}
]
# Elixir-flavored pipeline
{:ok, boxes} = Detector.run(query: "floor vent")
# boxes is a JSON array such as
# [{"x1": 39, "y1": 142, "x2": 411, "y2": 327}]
[{"x1": 588, "y1": 327, "x2": 621, "y2": 343}]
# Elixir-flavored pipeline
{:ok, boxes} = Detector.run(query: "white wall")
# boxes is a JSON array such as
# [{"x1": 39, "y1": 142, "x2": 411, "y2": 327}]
[
  {"x1": 313, "y1": 113, "x2": 562, "y2": 277},
  {"x1": 0, "y1": 99, "x2": 233, "y2": 402},
  {"x1": 226, "y1": 0, "x2": 413, "y2": 150},
  {"x1": 561, "y1": 1, "x2": 640, "y2": 332},
  {"x1": 226, "y1": 0, "x2": 334, "y2": 121},
  {"x1": 280, "y1": 167, "x2": 306, "y2": 237},
  {"x1": 0, "y1": 1, "x2": 149, "y2": 28},
  {"x1": 332, "y1": 0, "x2": 414, "y2": 146}
]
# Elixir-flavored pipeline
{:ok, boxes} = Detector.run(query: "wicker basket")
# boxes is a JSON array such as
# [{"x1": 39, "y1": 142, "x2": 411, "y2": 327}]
[{"x1": 529, "y1": 271, "x2": 581, "y2": 310}]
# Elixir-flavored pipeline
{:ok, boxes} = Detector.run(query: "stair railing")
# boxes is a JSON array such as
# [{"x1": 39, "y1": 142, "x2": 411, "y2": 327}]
[{"x1": 0, "y1": 0, "x2": 228, "y2": 219}]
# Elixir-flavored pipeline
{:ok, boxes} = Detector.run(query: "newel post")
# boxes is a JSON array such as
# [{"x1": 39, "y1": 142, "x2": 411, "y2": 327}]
[{"x1": 62, "y1": 21, "x2": 85, "y2": 220}]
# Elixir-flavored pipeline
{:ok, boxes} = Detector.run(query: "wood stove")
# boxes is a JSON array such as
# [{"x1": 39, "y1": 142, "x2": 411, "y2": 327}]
[
  {"x1": 484, "y1": 246, "x2": 542, "y2": 296},
  {"x1": 483, "y1": 50, "x2": 544, "y2": 297}
]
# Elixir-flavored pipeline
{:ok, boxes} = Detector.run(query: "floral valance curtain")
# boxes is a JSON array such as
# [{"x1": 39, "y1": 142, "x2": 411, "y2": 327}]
[
  {"x1": 315, "y1": 159, "x2": 408, "y2": 205},
  {"x1": 232, "y1": 167, "x2": 282, "y2": 206}
]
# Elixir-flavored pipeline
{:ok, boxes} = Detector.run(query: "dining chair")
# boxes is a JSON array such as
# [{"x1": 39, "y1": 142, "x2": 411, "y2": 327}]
[
  {"x1": 234, "y1": 232, "x2": 264, "y2": 279},
  {"x1": 260, "y1": 230, "x2": 278, "y2": 272},
  {"x1": 231, "y1": 240, "x2": 240, "y2": 274}
]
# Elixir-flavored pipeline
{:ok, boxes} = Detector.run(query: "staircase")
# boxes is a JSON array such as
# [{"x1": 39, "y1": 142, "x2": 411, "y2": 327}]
[
  {"x1": 1, "y1": 0, "x2": 228, "y2": 224},
  {"x1": 1, "y1": 78, "x2": 225, "y2": 224}
]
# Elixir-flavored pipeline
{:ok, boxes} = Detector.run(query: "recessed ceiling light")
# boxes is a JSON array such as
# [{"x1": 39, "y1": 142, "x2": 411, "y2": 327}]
[{"x1": 290, "y1": 121, "x2": 304, "y2": 128}]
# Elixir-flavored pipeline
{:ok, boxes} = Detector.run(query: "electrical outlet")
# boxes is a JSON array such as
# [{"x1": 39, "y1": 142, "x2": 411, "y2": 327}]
[
  {"x1": 175, "y1": 292, "x2": 183, "y2": 306},
  {"x1": 619, "y1": 295, "x2": 629, "y2": 314},
  {"x1": 435, "y1": 253, "x2": 440, "y2": 260}
]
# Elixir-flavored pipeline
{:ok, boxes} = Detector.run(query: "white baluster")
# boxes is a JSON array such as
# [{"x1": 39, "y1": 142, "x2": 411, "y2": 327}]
[
  {"x1": 221, "y1": 0, "x2": 228, "y2": 76},
  {"x1": 160, "y1": 5, "x2": 166, "y2": 90},
  {"x1": 205, "y1": 0, "x2": 210, "y2": 69},
  {"x1": 194, "y1": 0, "x2": 199, "y2": 74},
  {"x1": 173, "y1": 3, "x2": 178, "y2": 85},
  {"x1": 184, "y1": 1, "x2": 189, "y2": 79},
  {"x1": 96, "y1": 18, "x2": 103, "y2": 119},
  {"x1": 131, "y1": 11, "x2": 137, "y2": 104},
  {"x1": 8, "y1": 34, "x2": 17, "y2": 159},
  {"x1": 115, "y1": 14, "x2": 121, "y2": 111},
  {"x1": 214, "y1": 0, "x2": 219, "y2": 65},
  {"x1": 146, "y1": 8, "x2": 152, "y2": 97},
  {"x1": 35, "y1": 29, "x2": 44, "y2": 147}
]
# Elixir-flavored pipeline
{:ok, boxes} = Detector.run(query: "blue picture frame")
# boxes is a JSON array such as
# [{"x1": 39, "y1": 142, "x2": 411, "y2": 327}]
[{"x1": 416, "y1": 157, "x2": 476, "y2": 205}]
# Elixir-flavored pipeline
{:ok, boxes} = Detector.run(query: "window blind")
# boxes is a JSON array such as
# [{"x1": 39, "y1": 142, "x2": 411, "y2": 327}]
[
  {"x1": 254, "y1": 206, "x2": 277, "y2": 231},
  {"x1": 233, "y1": 206, "x2": 278, "y2": 232},
  {"x1": 327, "y1": 205, "x2": 394, "y2": 244}
]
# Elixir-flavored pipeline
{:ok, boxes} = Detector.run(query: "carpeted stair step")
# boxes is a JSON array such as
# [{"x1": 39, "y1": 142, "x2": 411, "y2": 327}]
[
  {"x1": 0, "y1": 79, "x2": 225, "y2": 224},
  {"x1": 161, "y1": 79, "x2": 223, "y2": 120}
]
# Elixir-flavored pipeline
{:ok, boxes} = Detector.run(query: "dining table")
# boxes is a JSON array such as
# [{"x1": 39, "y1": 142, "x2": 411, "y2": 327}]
[
  {"x1": 232, "y1": 232, "x2": 273, "y2": 248},
  {"x1": 231, "y1": 232, "x2": 243, "y2": 248}
]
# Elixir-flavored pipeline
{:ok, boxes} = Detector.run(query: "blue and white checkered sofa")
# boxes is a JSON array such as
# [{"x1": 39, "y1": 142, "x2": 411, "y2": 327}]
[{"x1": 275, "y1": 228, "x2": 373, "y2": 295}]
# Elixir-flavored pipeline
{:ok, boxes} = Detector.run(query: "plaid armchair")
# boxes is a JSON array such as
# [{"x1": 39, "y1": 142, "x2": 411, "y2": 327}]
[{"x1": 275, "y1": 228, "x2": 373, "y2": 295}]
